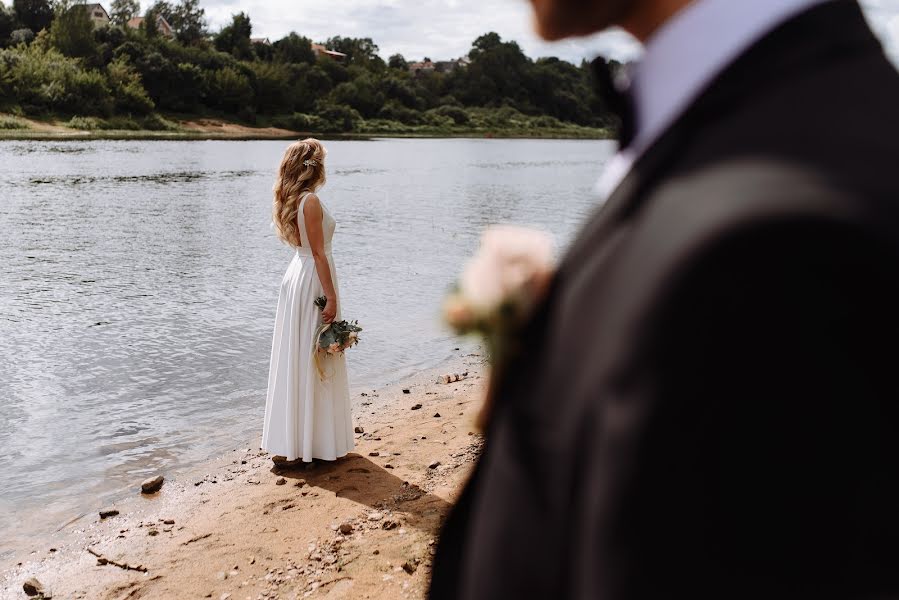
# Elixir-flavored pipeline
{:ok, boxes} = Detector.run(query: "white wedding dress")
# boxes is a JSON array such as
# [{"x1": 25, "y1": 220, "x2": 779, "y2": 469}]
[{"x1": 262, "y1": 192, "x2": 354, "y2": 462}]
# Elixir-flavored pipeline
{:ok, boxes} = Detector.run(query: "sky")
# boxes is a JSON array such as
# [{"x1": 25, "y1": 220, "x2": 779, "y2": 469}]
[{"x1": 199, "y1": 1, "x2": 899, "y2": 65}]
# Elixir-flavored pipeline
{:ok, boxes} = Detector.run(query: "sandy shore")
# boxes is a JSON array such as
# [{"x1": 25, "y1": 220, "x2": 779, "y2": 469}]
[{"x1": 0, "y1": 355, "x2": 486, "y2": 600}]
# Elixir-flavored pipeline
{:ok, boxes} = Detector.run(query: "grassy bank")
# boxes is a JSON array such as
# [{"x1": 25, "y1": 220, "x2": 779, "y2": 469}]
[{"x1": 0, "y1": 112, "x2": 614, "y2": 141}]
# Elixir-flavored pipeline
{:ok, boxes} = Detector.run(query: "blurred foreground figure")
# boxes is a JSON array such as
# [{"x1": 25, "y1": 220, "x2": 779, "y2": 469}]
[{"x1": 431, "y1": 0, "x2": 899, "y2": 598}]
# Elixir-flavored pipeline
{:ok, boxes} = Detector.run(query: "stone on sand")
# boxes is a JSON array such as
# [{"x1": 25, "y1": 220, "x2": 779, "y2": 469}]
[
  {"x1": 141, "y1": 475, "x2": 164, "y2": 494},
  {"x1": 22, "y1": 578, "x2": 45, "y2": 597},
  {"x1": 99, "y1": 507, "x2": 119, "y2": 519}
]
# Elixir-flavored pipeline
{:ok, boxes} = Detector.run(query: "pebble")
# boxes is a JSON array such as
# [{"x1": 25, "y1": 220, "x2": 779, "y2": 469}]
[
  {"x1": 354, "y1": 426, "x2": 364, "y2": 434},
  {"x1": 385, "y1": 464, "x2": 394, "y2": 469},
  {"x1": 275, "y1": 478, "x2": 286, "y2": 485},
  {"x1": 163, "y1": 519, "x2": 175, "y2": 525},
  {"x1": 368, "y1": 512, "x2": 383, "y2": 521},
  {"x1": 402, "y1": 389, "x2": 410, "y2": 394},
  {"x1": 428, "y1": 460, "x2": 441, "y2": 469},
  {"x1": 99, "y1": 507, "x2": 119, "y2": 519},
  {"x1": 216, "y1": 571, "x2": 228, "y2": 581},
  {"x1": 411, "y1": 404, "x2": 422, "y2": 410},
  {"x1": 220, "y1": 594, "x2": 231, "y2": 600},
  {"x1": 141, "y1": 475, "x2": 164, "y2": 494},
  {"x1": 368, "y1": 451, "x2": 379, "y2": 457},
  {"x1": 433, "y1": 413, "x2": 441, "y2": 418},
  {"x1": 338, "y1": 522, "x2": 354, "y2": 535},
  {"x1": 22, "y1": 577, "x2": 44, "y2": 597},
  {"x1": 402, "y1": 561, "x2": 418, "y2": 575}
]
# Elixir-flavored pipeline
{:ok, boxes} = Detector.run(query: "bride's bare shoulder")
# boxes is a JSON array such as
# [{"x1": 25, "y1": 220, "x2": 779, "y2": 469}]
[{"x1": 302, "y1": 192, "x2": 322, "y2": 214}]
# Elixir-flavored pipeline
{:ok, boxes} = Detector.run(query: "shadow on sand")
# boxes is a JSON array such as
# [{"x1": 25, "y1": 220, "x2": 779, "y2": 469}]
[{"x1": 270, "y1": 453, "x2": 451, "y2": 530}]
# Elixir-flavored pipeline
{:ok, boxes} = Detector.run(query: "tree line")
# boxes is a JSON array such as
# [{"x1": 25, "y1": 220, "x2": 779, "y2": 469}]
[{"x1": 0, "y1": 0, "x2": 617, "y2": 133}]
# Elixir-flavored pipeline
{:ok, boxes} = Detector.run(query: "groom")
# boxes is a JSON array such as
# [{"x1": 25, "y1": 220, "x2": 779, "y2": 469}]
[{"x1": 431, "y1": 0, "x2": 899, "y2": 598}]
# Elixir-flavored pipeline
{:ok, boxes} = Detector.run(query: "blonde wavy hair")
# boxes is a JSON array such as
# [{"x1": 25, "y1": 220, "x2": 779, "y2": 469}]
[{"x1": 272, "y1": 138, "x2": 327, "y2": 247}]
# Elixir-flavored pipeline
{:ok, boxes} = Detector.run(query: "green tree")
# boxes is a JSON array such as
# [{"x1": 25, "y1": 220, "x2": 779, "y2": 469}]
[
  {"x1": 106, "y1": 54, "x2": 154, "y2": 113},
  {"x1": 324, "y1": 36, "x2": 378, "y2": 65},
  {"x1": 169, "y1": 0, "x2": 205, "y2": 45},
  {"x1": 109, "y1": 0, "x2": 139, "y2": 27},
  {"x1": 0, "y1": 1, "x2": 16, "y2": 46},
  {"x1": 387, "y1": 53, "x2": 407, "y2": 70},
  {"x1": 203, "y1": 65, "x2": 253, "y2": 112},
  {"x1": 8, "y1": 27, "x2": 33, "y2": 45},
  {"x1": 141, "y1": 3, "x2": 161, "y2": 37},
  {"x1": 49, "y1": 0, "x2": 98, "y2": 60},
  {"x1": 214, "y1": 12, "x2": 251, "y2": 59},
  {"x1": 329, "y1": 73, "x2": 384, "y2": 118},
  {"x1": 273, "y1": 32, "x2": 314, "y2": 65},
  {"x1": 12, "y1": 0, "x2": 53, "y2": 33},
  {"x1": 249, "y1": 61, "x2": 292, "y2": 113}
]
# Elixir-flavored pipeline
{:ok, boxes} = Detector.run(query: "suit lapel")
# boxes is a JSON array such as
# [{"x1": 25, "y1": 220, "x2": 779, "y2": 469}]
[{"x1": 560, "y1": 0, "x2": 878, "y2": 277}]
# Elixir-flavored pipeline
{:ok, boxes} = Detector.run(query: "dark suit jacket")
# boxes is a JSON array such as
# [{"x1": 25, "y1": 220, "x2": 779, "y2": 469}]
[{"x1": 430, "y1": 2, "x2": 899, "y2": 599}]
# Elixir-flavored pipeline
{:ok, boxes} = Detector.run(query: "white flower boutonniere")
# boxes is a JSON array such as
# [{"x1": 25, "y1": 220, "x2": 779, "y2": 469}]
[
  {"x1": 444, "y1": 225, "x2": 555, "y2": 426},
  {"x1": 445, "y1": 225, "x2": 555, "y2": 338}
]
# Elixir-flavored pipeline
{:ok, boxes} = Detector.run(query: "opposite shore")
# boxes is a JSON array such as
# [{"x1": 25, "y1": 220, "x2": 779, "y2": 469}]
[
  {"x1": 0, "y1": 354, "x2": 486, "y2": 600},
  {"x1": 0, "y1": 114, "x2": 613, "y2": 141}
]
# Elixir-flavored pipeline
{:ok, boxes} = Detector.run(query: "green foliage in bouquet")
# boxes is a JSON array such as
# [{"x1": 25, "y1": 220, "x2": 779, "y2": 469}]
[{"x1": 314, "y1": 295, "x2": 362, "y2": 353}]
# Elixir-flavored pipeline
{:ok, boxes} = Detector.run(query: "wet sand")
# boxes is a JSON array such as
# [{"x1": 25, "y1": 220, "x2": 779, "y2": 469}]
[{"x1": 0, "y1": 355, "x2": 486, "y2": 600}]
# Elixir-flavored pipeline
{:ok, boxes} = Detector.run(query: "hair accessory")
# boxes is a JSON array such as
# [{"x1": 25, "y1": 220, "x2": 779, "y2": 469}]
[{"x1": 303, "y1": 159, "x2": 318, "y2": 167}]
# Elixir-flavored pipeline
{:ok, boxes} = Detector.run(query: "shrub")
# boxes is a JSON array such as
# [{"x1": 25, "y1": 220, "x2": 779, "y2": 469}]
[
  {"x1": 66, "y1": 115, "x2": 104, "y2": 129},
  {"x1": 139, "y1": 113, "x2": 178, "y2": 131},
  {"x1": 530, "y1": 115, "x2": 562, "y2": 128},
  {"x1": 272, "y1": 112, "x2": 323, "y2": 132},
  {"x1": 9, "y1": 28, "x2": 35, "y2": 46},
  {"x1": 203, "y1": 66, "x2": 253, "y2": 113},
  {"x1": 249, "y1": 62, "x2": 293, "y2": 114},
  {"x1": 107, "y1": 55, "x2": 154, "y2": 114},
  {"x1": 430, "y1": 104, "x2": 469, "y2": 125},
  {"x1": 0, "y1": 44, "x2": 113, "y2": 115},
  {"x1": 0, "y1": 114, "x2": 27, "y2": 129},
  {"x1": 422, "y1": 110, "x2": 453, "y2": 129},
  {"x1": 359, "y1": 118, "x2": 413, "y2": 134},
  {"x1": 377, "y1": 100, "x2": 422, "y2": 125},
  {"x1": 314, "y1": 102, "x2": 361, "y2": 132}
]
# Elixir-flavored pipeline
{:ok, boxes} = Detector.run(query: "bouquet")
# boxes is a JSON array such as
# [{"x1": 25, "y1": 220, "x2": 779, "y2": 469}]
[
  {"x1": 312, "y1": 296, "x2": 362, "y2": 380},
  {"x1": 313, "y1": 296, "x2": 362, "y2": 355},
  {"x1": 444, "y1": 225, "x2": 555, "y2": 427}
]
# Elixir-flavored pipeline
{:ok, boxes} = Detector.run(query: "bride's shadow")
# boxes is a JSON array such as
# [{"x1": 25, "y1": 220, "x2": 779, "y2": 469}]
[{"x1": 270, "y1": 453, "x2": 451, "y2": 530}]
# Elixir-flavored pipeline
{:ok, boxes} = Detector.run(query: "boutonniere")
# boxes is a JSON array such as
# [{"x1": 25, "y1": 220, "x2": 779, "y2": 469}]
[{"x1": 444, "y1": 225, "x2": 555, "y2": 428}]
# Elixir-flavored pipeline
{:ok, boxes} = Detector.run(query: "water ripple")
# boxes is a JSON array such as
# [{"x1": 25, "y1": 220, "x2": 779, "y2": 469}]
[{"x1": 0, "y1": 137, "x2": 615, "y2": 552}]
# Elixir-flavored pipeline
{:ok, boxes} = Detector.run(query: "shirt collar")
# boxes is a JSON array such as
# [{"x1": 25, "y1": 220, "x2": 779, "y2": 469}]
[{"x1": 626, "y1": 0, "x2": 829, "y2": 155}]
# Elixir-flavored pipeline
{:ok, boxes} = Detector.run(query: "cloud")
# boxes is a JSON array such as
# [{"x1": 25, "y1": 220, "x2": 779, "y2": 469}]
[{"x1": 198, "y1": 0, "x2": 896, "y2": 64}]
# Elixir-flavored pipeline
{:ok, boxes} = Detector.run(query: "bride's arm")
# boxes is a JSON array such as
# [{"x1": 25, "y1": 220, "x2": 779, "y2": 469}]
[{"x1": 303, "y1": 194, "x2": 337, "y2": 322}]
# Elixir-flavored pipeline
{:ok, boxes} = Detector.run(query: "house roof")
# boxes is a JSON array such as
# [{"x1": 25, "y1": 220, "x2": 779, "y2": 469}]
[
  {"x1": 251, "y1": 37, "x2": 272, "y2": 45},
  {"x1": 311, "y1": 43, "x2": 347, "y2": 58},
  {"x1": 126, "y1": 14, "x2": 174, "y2": 34},
  {"x1": 82, "y1": 3, "x2": 110, "y2": 19}
]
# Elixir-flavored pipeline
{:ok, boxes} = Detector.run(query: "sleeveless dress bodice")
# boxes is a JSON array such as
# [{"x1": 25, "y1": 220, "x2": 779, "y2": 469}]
[{"x1": 295, "y1": 192, "x2": 335, "y2": 256}]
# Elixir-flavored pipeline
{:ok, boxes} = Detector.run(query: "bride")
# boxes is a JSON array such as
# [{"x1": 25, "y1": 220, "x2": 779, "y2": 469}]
[{"x1": 262, "y1": 138, "x2": 354, "y2": 464}]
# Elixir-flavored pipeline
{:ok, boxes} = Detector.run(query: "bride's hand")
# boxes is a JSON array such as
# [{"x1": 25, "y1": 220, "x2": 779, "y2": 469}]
[{"x1": 322, "y1": 298, "x2": 337, "y2": 323}]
